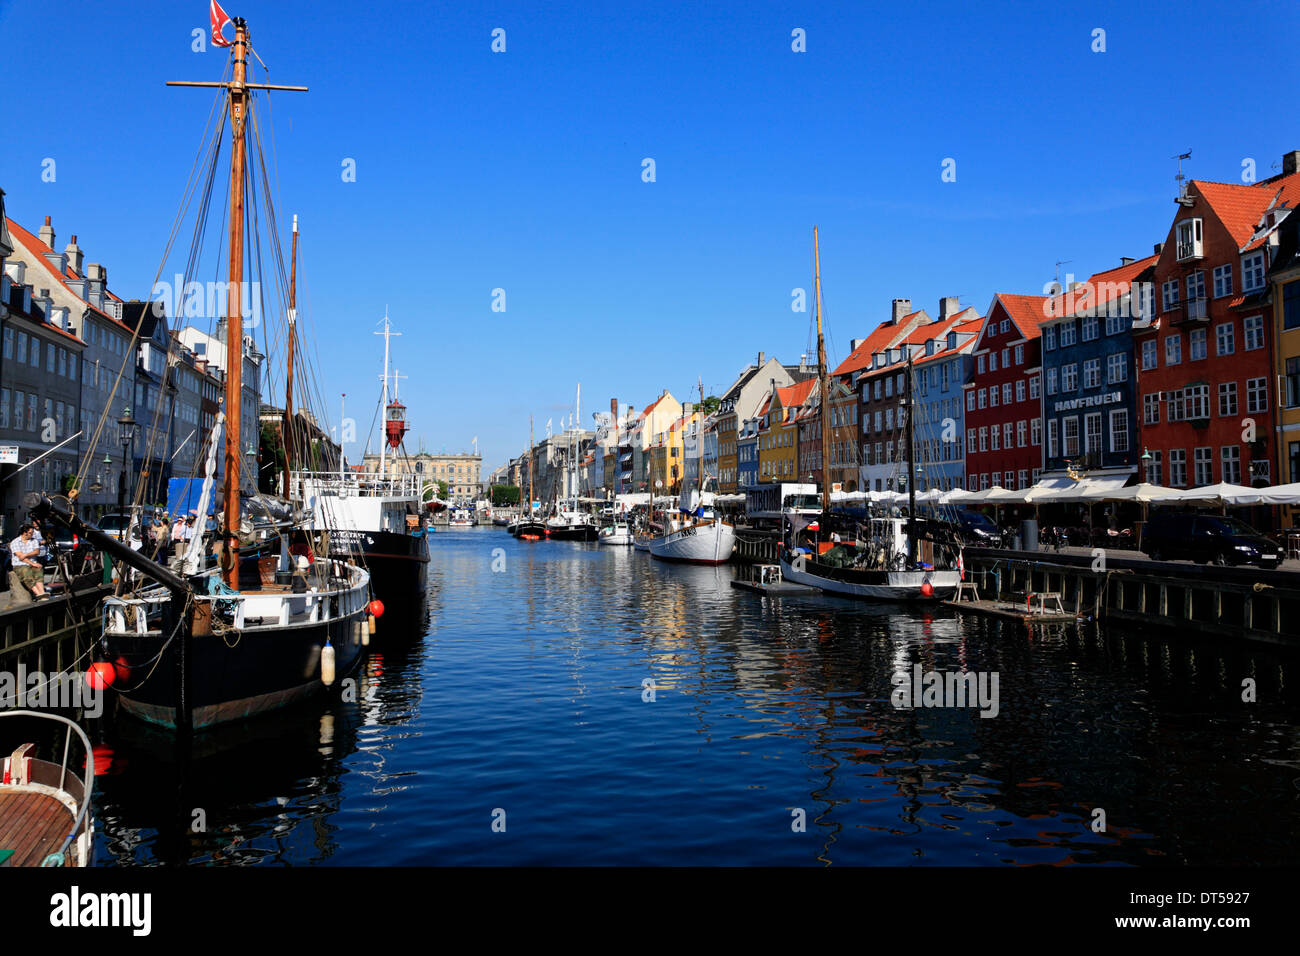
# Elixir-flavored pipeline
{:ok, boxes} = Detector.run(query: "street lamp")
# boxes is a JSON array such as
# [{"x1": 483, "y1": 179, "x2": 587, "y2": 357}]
[{"x1": 117, "y1": 407, "x2": 137, "y2": 513}]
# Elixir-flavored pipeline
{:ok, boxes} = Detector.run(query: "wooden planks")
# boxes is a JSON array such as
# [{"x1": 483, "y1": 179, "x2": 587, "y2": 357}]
[{"x1": 0, "y1": 790, "x2": 74, "y2": 867}]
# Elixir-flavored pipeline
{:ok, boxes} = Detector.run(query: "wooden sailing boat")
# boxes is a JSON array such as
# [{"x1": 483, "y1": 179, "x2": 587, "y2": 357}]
[
  {"x1": 779, "y1": 227, "x2": 961, "y2": 600},
  {"x1": 34, "y1": 17, "x2": 371, "y2": 730},
  {"x1": 648, "y1": 379, "x2": 735, "y2": 565}
]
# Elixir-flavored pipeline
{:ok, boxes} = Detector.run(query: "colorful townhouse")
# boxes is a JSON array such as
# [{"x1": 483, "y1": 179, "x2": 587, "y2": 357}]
[
  {"x1": 908, "y1": 309, "x2": 982, "y2": 491},
  {"x1": 758, "y1": 378, "x2": 815, "y2": 483},
  {"x1": 736, "y1": 414, "x2": 760, "y2": 489},
  {"x1": 963, "y1": 293, "x2": 1048, "y2": 491},
  {"x1": 1039, "y1": 255, "x2": 1157, "y2": 488},
  {"x1": 1134, "y1": 159, "x2": 1300, "y2": 488},
  {"x1": 714, "y1": 353, "x2": 810, "y2": 492},
  {"x1": 857, "y1": 299, "x2": 972, "y2": 492},
  {"x1": 794, "y1": 377, "x2": 855, "y2": 489},
  {"x1": 1271, "y1": 209, "x2": 1300, "y2": 496}
]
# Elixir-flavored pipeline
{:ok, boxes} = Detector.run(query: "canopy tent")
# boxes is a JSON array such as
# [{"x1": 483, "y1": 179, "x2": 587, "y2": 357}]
[
  {"x1": 1164, "y1": 482, "x2": 1262, "y2": 506},
  {"x1": 1255, "y1": 483, "x2": 1300, "y2": 505},
  {"x1": 1101, "y1": 482, "x2": 1182, "y2": 504},
  {"x1": 1022, "y1": 473, "x2": 1132, "y2": 504}
]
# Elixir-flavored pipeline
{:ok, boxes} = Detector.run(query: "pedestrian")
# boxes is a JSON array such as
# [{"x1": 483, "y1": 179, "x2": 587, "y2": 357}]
[{"x1": 9, "y1": 523, "x2": 49, "y2": 601}]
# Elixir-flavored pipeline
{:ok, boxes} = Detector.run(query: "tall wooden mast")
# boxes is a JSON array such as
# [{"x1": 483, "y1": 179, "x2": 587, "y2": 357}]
[
  {"x1": 528, "y1": 416, "x2": 535, "y2": 517},
  {"x1": 283, "y1": 214, "x2": 298, "y2": 499},
  {"x1": 167, "y1": 17, "x2": 307, "y2": 588},
  {"x1": 813, "y1": 226, "x2": 832, "y2": 515}
]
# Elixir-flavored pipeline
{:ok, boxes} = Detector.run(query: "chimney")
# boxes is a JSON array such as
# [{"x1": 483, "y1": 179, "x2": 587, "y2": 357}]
[
  {"x1": 756, "y1": 350, "x2": 765, "y2": 367},
  {"x1": 65, "y1": 235, "x2": 83, "y2": 274},
  {"x1": 39, "y1": 216, "x2": 55, "y2": 250},
  {"x1": 850, "y1": 337, "x2": 864, "y2": 352},
  {"x1": 1120, "y1": 256, "x2": 1135, "y2": 266},
  {"x1": 1284, "y1": 150, "x2": 1300, "y2": 176},
  {"x1": 799, "y1": 353, "x2": 808, "y2": 370},
  {"x1": 938, "y1": 296, "x2": 959, "y2": 320},
  {"x1": 891, "y1": 298, "x2": 912, "y2": 323},
  {"x1": 1153, "y1": 242, "x2": 1164, "y2": 255}
]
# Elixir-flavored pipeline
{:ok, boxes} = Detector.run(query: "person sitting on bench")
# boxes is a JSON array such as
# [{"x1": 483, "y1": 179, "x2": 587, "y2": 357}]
[{"x1": 9, "y1": 523, "x2": 49, "y2": 601}]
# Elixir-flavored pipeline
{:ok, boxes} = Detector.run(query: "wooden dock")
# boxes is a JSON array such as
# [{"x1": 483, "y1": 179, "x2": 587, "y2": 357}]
[{"x1": 944, "y1": 597, "x2": 1081, "y2": 624}]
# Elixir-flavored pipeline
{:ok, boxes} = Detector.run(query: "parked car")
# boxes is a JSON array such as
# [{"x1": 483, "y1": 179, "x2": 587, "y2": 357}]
[{"x1": 1141, "y1": 511, "x2": 1284, "y2": 568}]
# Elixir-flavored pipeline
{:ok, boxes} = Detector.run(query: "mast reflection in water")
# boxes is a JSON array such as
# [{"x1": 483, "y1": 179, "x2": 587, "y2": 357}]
[{"x1": 91, "y1": 527, "x2": 1299, "y2": 865}]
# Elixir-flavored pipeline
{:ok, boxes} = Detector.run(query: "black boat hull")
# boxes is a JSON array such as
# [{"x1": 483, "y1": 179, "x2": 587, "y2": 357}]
[
  {"x1": 512, "y1": 520, "x2": 549, "y2": 538},
  {"x1": 325, "y1": 529, "x2": 429, "y2": 610},
  {"x1": 546, "y1": 524, "x2": 599, "y2": 541},
  {"x1": 105, "y1": 610, "x2": 367, "y2": 730}
]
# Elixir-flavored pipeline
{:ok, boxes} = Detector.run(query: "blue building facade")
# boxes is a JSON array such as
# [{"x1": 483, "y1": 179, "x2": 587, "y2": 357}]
[
  {"x1": 1039, "y1": 260, "x2": 1154, "y2": 480},
  {"x1": 736, "y1": 417, "x2": 760, "y2": 489},
  {"x1": 909, "y1": 322, "x2": 980, "y2": 492}
]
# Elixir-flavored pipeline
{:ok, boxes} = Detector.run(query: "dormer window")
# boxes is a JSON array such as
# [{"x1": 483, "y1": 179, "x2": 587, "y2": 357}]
[
  {"x1": 1175, "y1": 218, "x2": 1203, "y2": 261},
  {"x1": 1242, "y1": 252, "x2": 1267, "y2": 293}
]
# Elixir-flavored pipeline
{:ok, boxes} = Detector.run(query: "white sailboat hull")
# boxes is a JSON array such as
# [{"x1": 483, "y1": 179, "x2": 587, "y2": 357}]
[{"x1": 648, "y1": 520, "x2": 735, "y2": 565}]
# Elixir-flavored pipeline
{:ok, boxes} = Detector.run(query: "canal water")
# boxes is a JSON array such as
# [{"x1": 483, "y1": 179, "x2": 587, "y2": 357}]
[{"x1": 91, "y1": 527, "x2": 1300, "y2": 866}]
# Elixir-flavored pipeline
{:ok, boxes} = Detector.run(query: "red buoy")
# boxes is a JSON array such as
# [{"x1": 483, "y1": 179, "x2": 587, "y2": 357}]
[
  {"x1": 368, "y1": 599, "x2": 385, "y2": 619},
  {"x1": 920, "y1": 581, "x2": 935, "y2": 598},
  {"x1": 84, "y1": 662, "x2": 116, "y2": 690}
]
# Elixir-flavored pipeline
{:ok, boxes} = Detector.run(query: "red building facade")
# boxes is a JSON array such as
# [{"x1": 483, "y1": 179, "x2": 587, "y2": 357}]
[
  {"x1": 1134, "y1": 173, "x2": 1300, "y2": 488},
  {"x1": 963, "y1": 294, "x2": 1047, "y2": 491}
]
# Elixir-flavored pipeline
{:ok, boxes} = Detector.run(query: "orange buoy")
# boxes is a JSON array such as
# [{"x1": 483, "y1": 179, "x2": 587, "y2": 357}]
[
  {"x1": 368, "y1": 599, "x2": 385, "y2": 618},
  {"x1": 84, "y1": 662, "x2": 116, "y2": 690},
  {"x1": 920, "y1": 581, "x2": 935, "y2": 598}
]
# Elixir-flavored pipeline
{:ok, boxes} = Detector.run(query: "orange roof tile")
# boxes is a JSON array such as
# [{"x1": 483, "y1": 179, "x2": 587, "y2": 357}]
[
  {"x1": 832, "y1": 315, "x2": 920, "y2": 377},
  {"x1": 5, "y1": 217, "x2": 129, "y2": 334},
  {"x1": 993, "y1": 293, "x2": 1051, "y2": 340},
  {"x1": 1053, "y1": 254, "x2": 1159, "y2": 320}
]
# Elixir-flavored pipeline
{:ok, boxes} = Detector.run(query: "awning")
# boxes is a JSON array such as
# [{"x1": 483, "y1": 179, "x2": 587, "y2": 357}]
[
  {"x1": 1165, "y1": 482, "x2": 1262, "y2": 506},
  {"x1": 1024, "y1": 473, "x2": 1132, "y2": 503},
  {"x1": 1256, "y1": 482, "x2": 1300, "y2": 505}
]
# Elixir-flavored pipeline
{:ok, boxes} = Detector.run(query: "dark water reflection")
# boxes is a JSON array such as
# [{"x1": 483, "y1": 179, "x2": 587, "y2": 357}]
[{"x1": 90, "y1": 528, "x2": 1300, "y2": 865}]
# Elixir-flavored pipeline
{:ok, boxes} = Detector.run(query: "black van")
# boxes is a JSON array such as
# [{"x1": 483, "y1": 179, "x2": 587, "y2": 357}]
[{"x1": 1141, "y1": 511, "x2": 1283, "y2": 567}]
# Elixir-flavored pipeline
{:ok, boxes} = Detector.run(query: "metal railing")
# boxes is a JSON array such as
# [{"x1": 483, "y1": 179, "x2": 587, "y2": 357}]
[
  {"x1": 0, "y1": 710, "x2": 94, "y2": 866},
  {"x1": 296, "y1": 470, "x2": 427, "y2": 499}
]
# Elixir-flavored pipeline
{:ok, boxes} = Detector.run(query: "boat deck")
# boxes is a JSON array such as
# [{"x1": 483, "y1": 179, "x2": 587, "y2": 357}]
[{"x1": 0, "y1": 790, "x2": 74, "y2": 866}]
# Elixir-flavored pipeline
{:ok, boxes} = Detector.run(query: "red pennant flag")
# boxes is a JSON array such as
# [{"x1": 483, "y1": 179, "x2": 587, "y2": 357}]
[{"x1": 210, "y1": 0, "x2": 233, "y2": 47}]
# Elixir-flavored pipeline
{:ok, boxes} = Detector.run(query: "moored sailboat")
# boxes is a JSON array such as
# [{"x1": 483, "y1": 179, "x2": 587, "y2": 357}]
[
  {"x1": 776, "y1": 227, "x2": 960, "y2": 601},
  {"x1": 36, "y1": 16, "x2": 371, "y2": 730}
]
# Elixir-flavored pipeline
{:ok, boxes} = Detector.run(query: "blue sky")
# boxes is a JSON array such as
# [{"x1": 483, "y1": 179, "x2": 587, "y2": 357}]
[{"x1": 1, "y1": 0, "x2": 1295, "y2": 474}]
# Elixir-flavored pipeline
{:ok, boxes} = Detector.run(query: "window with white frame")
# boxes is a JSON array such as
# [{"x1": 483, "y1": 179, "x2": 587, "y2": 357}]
[
  {"x1": 1186, "y1": 270, "x2": 1206, "y2": 305},
  {"x1": 1162, "y1": 279, "x2": 1180, "y2": 311},
  {"x1": 1216, "y1": 323, "x2": 1234, "y2": 356},
  {"x1": 966, "y1": 391, "x2": 975, "y2": 410},
  {"x1": 1221, "y1": 446, "x2": 1241, "y2": 484},
  {"x1": 1046, "y1": 369, "x2": 1058, "y2": 395},
  {"x1": 1218, "y1": 381, "x2": 1238, "y2": 417},
  {"x1": 1001, "y1": 348, "x2": 1010, "y2": 367},
  {"x1": 1003, "y1": 422, "x2": 1013, "y2": 449},
  {"x1": 1018, "y1": 469, "x2": 1028, "y2": 489},
  {"x1": 1048, "y1": 418, "x2": 1059, "y2": 457},
  {"x1": 1169, "y1": 448, "x2": 1187, "y2": 486},
  {"x1": 1165, "y1": 334, "x2": 1182, "y2": 365},
  {"x1": 1106, "y1": 352, "x2": 1127, "y2": 383},
  {"x1": 1016, "y1": 379, "x2": 1026, "y2": 403},
  {"x1": 1017, "y1": 419, "x2": 1027, "y2": 447},
  {"x1": 1084, "y1": 412, "x2": 1102, "y2": 453},
  {"x1": 1185, "y1": 384, "x2": 1210, "y2": 419},
  {"x1": 1062, "y1": 363, "x2": 1078, "y2": 391},
  {"x1": 1083, "y1": 358, "x2": 1101, "y2": 389},
  {"x1": 1060, "y1": 322, "x2": 1077, "y2": 347},
  {"x1": 1014, "y1": 344, "x2": 1024, "y2": 364},
  {"x1": 1244, "y1": 314, "x2": 1263, "y2": 350},
  {"x1": 990, "y1": 386, "x2": 999, "y2": 408},
  {"x1": 1110, "y1": 409, "x2": 1129, "y2": 452},
  {"x1": 1082, "y1": 316, "x2": 1099, "y2": 341},
  {"x1": 978, "y1": 388, "x2": 987, "y2": 409},
  {"x1": 1002, "y1": 383, "x2": 1012, "y2": 405},
  {"x1": 1213, "y1": 264, "x2": 1233, "y2": 298},
  {"x1": 1242, "y1": 252, "x2": 1266, "y2": 292},
  {"x1": 1043, "y1": 327, "x2": 1056, "y2": 351},
  {"x1": 1142, "y1": 339, "x2": 1157, "y2": 369},
  {"x1": 1144, "y1": 393, "x2": 1160, "y2": 425},
  {"x1": 991, "y1": 426, "x2": 1000, "y2": 451},
  {"x1": 1145, "y1": 449, "x2": 1162, "y2": 485},
  {"x1": 1063, "y1": 417, "x2": 1080, "y2": 457},
  {"x1": 1190, "y1": 328, "x2": 1207, "y2": 361},
  {"x1": 989, "y1": 352, "x2": 998, "y2": 372},
  {"x1": 1194, "y1": 447, "x2": 1213, "y2": 486},
  {"x1": 1175, "y1": 218, "x2": 1203, "y2": 260},
  {"x1": 1031, "y1": 418, "x2": 1042, "y2": 446},
  {"x1": 978, "y1": 427, "x2": 987, "y2": 452},
  {"x1": 1029, "y1": 375, "x2": 1040, "y2": 399},
  {"x1": 1246, "y1": 376, "x2": 1267, "y2": 413},
  {"x1": 1167, "y1": 389, "x2": 1185, "y2": 422}
]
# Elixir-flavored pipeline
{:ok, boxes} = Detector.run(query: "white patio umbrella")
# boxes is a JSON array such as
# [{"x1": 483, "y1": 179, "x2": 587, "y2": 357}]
[
  {"x1": 1255, "y1": 483, "x2": 1300, "y2": 506},
  {"x1": 1166, "y1": 482, "x2": 1263, "y2": 506}
]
